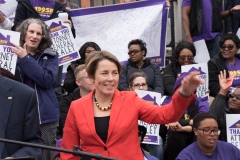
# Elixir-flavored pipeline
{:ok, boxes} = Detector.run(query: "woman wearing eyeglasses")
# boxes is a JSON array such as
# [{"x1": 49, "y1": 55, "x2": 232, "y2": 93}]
[
  {"x1": 210, "y1": 70, "x2": 240, "y2": 142},
  {"x1": 176, "y1": 112, "x2": 240, "y2": 159},
  {"x1": 118, "y1": 39, "x2": 164, "y2": 95},
  {"x1": 208, "y1": 33, "x2": 240, "y2": 97},
  {"x1": 128, "y1": 72, "x2": 164, "y2": 160},
  {"x1": 163, "y1": 41, "x2": 196, "y2": 96}
]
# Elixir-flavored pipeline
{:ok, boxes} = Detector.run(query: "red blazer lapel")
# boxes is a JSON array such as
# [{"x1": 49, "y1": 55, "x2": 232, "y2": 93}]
[
  {"x1": 107, "y1": 90, "x2": 123, "y2": 141},
  {"x1": 82, "y1": 90, "x2": 105, "y2": 145}
]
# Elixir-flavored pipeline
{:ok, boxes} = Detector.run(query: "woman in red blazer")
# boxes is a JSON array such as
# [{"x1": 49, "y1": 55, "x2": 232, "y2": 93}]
[{"x1": 61, "y1": 51, "x2": 203, "y2": 160}]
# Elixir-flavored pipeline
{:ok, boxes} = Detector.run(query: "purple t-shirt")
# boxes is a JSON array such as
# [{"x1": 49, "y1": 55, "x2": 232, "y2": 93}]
[
  {"x1": 176, "y1": 141, "x2": 240, "y2": 160},
  {"x1": 182, "y1": 0, "x2": 222, "y2": 41},
  {"x1": 226, "y1": 58, "x2": 240, "y2": 87},
  {"x1": 30, "y1": 0, "x2": 55, "y2": 21}
]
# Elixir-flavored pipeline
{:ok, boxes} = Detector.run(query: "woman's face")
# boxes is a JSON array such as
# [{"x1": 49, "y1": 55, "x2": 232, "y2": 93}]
[
  {"x1": 128, "y1": 44, "x2": 145, "y2": 63},
  {"x1": 84, "y1": 47, "x2": 96, "y2": 59},
  {"x1": 228, "y1": 88, "x2": 240, "y2": 113},
  {"x1": 93, "y1": 59, "x2": 119, "y2": 96},
  {"x1": 194, "y1": 118, "x2": 219, "y2": 151},
  {"x1": 221, "y1": 40, "x2": 238, "y2": 60},
  {"x1": 130, "y1": 77, "x2": 148, "y2": 91},
  {"x1": 178, "y1": 48, "x2": 194, "y2": 66},
  {"x1": 24, "y1": 23, "x2": 43, "y2": 52}
]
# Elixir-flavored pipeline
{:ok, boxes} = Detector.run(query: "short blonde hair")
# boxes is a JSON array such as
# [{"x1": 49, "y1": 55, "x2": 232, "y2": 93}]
[
  {"x1": 85, "y1": 51, "x2": 122, "y2": 79},
  {"x1": 74, "y1": 64, "x2": 86, "y2": 78}
]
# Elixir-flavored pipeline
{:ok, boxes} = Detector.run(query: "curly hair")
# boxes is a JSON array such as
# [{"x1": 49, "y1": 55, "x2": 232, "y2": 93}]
[
  {"x1": 128, "y1": 39, "x2": 147, "y2": 56},
  {"x1": 219, "y1": 33, "x2": 240, "y2": 48},
  {"x1": 16, "y1": 18, "x2": 52, "y2": 52},
  {"x1": 174, "y1": 41, "x2": 196, "y2": 60},
  {"x1": 192, "y1": 112, "x2": 217, "y2": 129}
]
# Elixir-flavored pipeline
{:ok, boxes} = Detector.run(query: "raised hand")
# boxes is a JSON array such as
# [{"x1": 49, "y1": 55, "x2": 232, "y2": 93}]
[
  {"x1": 180, "y1": 71, "x2": 204, "y2": 97},
  {"x1": 10, "y1": 42, "x2": 28, "y2": 58},
  {"x1": 218, "y1": 70, "x2": 231, "y2": 95}
]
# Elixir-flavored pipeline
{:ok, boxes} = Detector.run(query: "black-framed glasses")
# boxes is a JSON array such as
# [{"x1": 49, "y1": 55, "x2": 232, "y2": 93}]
[
  {"x1": 128, "y1": 50, "x2": 141, "y2": 55},
  {"x1": 220, "y1": 45, "x2": 235, "y2": 50},
  {"x1": 228, "y1": 93, "x2": 240, "y2": 100},
  {"x1": 132, "y1": 83, "x2": 147, "y2": 89},
  {"x1": 198, "y1": 128, "x2": 220, "y2": 136},
  {"x1": 178, "y1": 56, "x2": 194, "y2": 61}
]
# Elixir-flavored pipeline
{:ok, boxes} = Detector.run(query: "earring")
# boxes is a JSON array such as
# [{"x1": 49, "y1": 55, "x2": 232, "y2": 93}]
[{"x1": 143, "y1": 56, "x2": 146, "y2": 60}]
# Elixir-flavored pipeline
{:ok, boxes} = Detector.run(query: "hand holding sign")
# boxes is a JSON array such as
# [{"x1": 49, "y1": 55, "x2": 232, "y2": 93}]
[{"x1": 10, "y1": 42, "x2": 28, "y2": 59}]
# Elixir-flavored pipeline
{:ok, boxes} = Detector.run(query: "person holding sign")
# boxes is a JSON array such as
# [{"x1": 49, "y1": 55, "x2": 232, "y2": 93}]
[
  {"x1": 176, "y1": 112, "x2": 240, "y2": 159},
  {"x1": 208, "y1": 33, "x2": 240, "y2": 97},
  {"x1": 210, "y1": 70, "x2": 240, "y2": 141},
  {"x1": 163, "y1": 41, "x2": 196, "y2": 96},
  {"x1": 10, "y1": 18, "x2": 59, "y2": 160},
  {"x1": 61, "y1": 51, "x2": 203, "y2": 160},
  {"x1": 128, "y1": 72, "x2": 164, "y2": 160},
  {"x1": 119, "y1": 39, "x2": 164, "y2": 95}
]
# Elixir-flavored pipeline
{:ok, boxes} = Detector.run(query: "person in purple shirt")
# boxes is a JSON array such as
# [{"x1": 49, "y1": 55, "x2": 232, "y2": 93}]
[
  {"x1": 208, "y1": 33, "x2": 240, "y2": 97},
  {"x1": 176, "y1": 112, "x2": 240, "y2": 160},
  {"x1": 182, "y1": 0, "x2": 240, "y2": 58}
]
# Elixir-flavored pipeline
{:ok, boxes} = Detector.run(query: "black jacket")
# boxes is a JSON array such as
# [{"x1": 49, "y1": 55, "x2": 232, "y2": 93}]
[
  {"x1": 208, "y1": 53, "x2": 240, "y2": 97},
  {"x1": 209, "y1": 93, "x2": 231, "y2": 141},
  {"x1": 225, "y1": 0, "x2": 240, "y2": 33},
  {"x1": 59, "y1": 88, "x2": 80, "y2": 136},
  {"x1": 63, "y1": 60, "x2": 83, "y2": 93},
  {"x1": 163, "y1": 61, "x2": 181, "y2": 96},
  {"x1": 118, "y1": 59, "x2": 164, "y2": 95},
  {"x1": 12, "y1": 0, "x2": 76, "y2": 37}
]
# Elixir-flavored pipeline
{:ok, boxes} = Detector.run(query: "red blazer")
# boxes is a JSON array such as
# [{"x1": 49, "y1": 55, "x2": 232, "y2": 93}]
[{"x1": 61, "y1": 90, "x2": 195, "y2": 160}]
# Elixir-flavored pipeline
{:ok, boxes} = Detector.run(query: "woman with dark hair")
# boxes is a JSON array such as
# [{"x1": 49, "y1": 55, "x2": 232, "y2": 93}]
[
  {"x1": 176, "y1": 112, "x2": 240, "y2": 159},
  {"x1": 208, "y1": 33, "x2": 240, "y2": 97},
  {"x1": 119, "y1": 39, "x2": 164, "y2": 95},
  {"x1": 10, "y1": 18, "x2": 59, "y2": 160},
  {"x1": 163, "y1": 40, "x2": 196, "y2": 96},
  {"x1": 63, "y1": 42, "x2": 101, "y2": 93},
  {"x1": 163, "y1": 72, "x2": 209, "y2": 160}
]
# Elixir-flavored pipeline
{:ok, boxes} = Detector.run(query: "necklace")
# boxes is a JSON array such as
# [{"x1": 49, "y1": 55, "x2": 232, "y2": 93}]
[{"x1": 94, "y1": 94, "x2": 112, "y2": 111}]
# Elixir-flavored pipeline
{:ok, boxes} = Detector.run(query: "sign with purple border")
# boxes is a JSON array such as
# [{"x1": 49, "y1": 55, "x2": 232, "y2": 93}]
[
  {"x1": 0, "y1": 29, "x2": 19, "y2": 74},
  {"x1": 136, "y1": 89, "x2": 161, "y2": 145},
  {"x1": 45, "y1": 18, "x2": 80, "y2": 66},
  {"x1": 226, "y1": 114, "x2": 240, "y2": 149},
  {"x1": 69, "y1": 0, "x2": 168, "y2": 67}
]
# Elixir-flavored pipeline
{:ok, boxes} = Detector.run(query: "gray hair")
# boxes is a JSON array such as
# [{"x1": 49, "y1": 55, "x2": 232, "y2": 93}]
[{"x1": 16, "y1": 18, "x2": 52, "y2": 52}]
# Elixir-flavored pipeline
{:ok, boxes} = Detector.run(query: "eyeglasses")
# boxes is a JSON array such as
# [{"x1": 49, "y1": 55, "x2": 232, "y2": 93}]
[
  {"x1": 178, "y1": 56, "x2": 194, "y2": 61},
  {"x1": 78, "y1": 76, "x2": 90, "y2": 80},
  {"x1": 220, "y1": 45, "x2": 235, "y2": 50},
  {"x1": 132, "y1": 83, "x2": 147, "y2": 89},
  {"x1": 228, "y1": 93, "x2": 240, "y2": 100},
  {"x1": 128, "y1": 50, "x2": 141, "y2": 55},
  {"x1": 198, "y1": 128, "x2": 220, "y2": 136}
]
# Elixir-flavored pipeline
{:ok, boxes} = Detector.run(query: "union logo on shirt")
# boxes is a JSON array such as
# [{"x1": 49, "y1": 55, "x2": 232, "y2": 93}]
[{"x1": 34, "y1": 6, "x2": 53, "y2": 18}]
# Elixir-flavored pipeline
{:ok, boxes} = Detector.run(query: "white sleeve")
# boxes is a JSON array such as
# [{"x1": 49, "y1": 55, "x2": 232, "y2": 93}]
[
  {"x1": 0, "y1": 18, "x2": 13, "y2": 30},
  {"x1": 0, "y1": 0, "x2": 18, "y2": 17}
]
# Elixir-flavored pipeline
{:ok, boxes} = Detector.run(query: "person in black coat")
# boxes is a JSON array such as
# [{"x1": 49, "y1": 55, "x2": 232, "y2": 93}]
[
  {"x1": 119, "y1": 39, "x2": 164, "y2": 95},
  {"x1": 163, "y1": 41, "x2": 196, "y2": 96},
  {"x1": 208, "y1": 33, "x2": 240, "y2": 97},
  {"x1": 225, "y1": 0, "x2": 240, "y2": 34},
  {"x1": 63, "y1": 42, "x2": 101, "y2": 94}
]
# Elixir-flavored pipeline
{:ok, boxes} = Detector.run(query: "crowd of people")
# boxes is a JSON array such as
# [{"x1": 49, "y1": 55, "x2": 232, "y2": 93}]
[{"x1": 0, "y1": 0, "x2": 240, "y2": 160}]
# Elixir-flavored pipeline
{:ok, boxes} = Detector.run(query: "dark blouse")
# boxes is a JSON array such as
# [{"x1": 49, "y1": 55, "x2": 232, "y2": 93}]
[{"x1": 94, "y1": 116, "x2": 110, "y2": 143}]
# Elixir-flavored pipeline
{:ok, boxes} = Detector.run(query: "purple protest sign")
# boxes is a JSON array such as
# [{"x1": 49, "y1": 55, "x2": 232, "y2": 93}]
[{"x1": 70, "y1": 0, "x2": 168, "y2": 67}]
